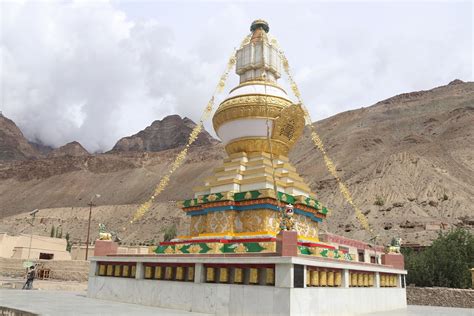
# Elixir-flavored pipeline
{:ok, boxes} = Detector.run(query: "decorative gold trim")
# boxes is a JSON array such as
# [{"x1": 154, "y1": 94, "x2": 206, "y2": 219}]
[
  {"x1": 225, "y1": 137, "x2": 289, "y2": 156},
  {"x1": 213, "y1": 94, "x2": 292, "y2": 131}
]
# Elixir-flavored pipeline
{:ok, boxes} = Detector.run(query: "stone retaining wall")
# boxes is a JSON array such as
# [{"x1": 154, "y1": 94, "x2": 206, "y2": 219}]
[
  {"x1": 407, "y1": 286, "x2": 474, "y2": 308},
  {"x1": 0, "y1": 258, "x2": 89, "y2": 282}
]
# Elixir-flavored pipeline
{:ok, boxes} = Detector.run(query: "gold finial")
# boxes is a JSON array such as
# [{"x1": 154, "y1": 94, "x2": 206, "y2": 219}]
[{"x1": 250, "y1": 19, "x2": 269, "y2": 33}]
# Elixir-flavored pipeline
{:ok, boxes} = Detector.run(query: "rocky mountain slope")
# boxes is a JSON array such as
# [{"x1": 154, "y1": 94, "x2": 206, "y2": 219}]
[
  {"x1": 0, "y1": 80, "x2": 472, "y2": 246},
  {"x1": 111, "y1": 114, "x2": 218, "y2": 152},
  {"x1": 0, "y1": 113, "x2": 41, "y2": 160},
  {"x1": 48, "y1": 141, "x2": 90, "y2": 158}
]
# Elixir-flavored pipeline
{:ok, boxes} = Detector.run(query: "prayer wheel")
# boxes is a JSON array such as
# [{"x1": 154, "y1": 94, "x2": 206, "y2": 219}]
[
  {"x1": 249, "y1": 268, "x2": 259, "y2": 284},
  {"x1": 363, "y1": 273, "x2": 369, "y2": 287},
  {"x1": 335, "y1": 271, "x2": 342, "y2": 287},
  {"x1": 319, "y1": 270, "x2": 327, "y2": 286},
  {"x1": 219, "y1": 268, "x2": 229, "y2": 283},
  {"x1": 327, "y1": 271, "x2": 334, "y2": 287},
  {"x1": 144, "y1": 266, "x2": 152, "y2": 279},
  {"x1": 206, "y1": 267, "x2": 215, "y2": 282},
  {"x1": 368, "y1": 273, "x2": 374, "y2": 287},
  {"x1": 310, "y1": 270, "x2": 319, "y2": 286},
  {"x1": 187, "y1": 267, "x2": 194, "y2": 281},
  {"x1": 165, "y1": 266, "x2": 173, "y2": 280},
  {"x1": 357, "y1": 273, "x2": 364, "y2": 287},
  {"x1": 266, "y1": 268, "x2": 274, "y2": 285},
  {"x1": 234, "y1": 268, "x2": 243, "y2": 283},
  {"x1": 176, "y1": 267, "x2": 184, "y2": 281},
  {"x1": 154, "y1": 266, "x2": 162, "y2": 279},
  {"x1": 351, "y1": 272, "x2": 357, "y2": 287}
]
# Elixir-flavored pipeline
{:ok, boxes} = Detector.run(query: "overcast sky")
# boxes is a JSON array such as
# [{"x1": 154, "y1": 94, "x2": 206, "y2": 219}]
[{"x1": 1, "y1": 0, "x2": 472, "y2": 152}]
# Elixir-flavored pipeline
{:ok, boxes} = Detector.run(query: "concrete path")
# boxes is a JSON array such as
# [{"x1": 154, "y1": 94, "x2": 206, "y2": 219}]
[
  {"x1": 1, "y1": 289, "x2": 472, "y2": 316},
  {"x1": 364, "y1": 305, "x2": 474, "y2": 316},
  {"x1": 0, "y1": 289, "x2": 211, "y2": 316}
]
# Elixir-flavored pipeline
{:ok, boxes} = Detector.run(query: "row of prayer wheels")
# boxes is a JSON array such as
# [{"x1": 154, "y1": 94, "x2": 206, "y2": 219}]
[
  {"x1": 306, "y1": 269, "x2": 342, "y2": 287},
  {"x1": 349, "y1": 271, "x2": 374, "y2": 287},
  {"x1": 144, "y1": 265, "x2": 195, "y2": 282},
  {"x1": 99, "y1": 263, "x2": 136, "y2": 278},
  {"x1": 380, "y1": 273, "x2": 398, "y2": 287},
  {"x1": 206, "y1": 266, "x2": 275, "y2": 285}
]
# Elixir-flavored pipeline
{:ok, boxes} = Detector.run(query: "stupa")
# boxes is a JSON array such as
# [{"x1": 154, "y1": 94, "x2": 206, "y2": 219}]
[
  {"x1": 155, "y1": 19, "x2": 329, "y2": 256},
  {"x1": 88, "y1": 20, "x2": 407, "y2": 315}
]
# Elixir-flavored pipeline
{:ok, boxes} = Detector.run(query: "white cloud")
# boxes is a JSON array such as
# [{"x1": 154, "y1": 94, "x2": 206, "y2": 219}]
[{"x1": 0, "y1": 1, "x2": 471, "y2": 152}]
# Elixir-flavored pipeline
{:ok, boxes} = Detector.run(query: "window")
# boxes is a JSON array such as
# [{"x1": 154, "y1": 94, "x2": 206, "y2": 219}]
[
  {"x1": 358, "y1": 250, "x2": 365, "y2": 262},
  {"x1": 39, "y1": 253, "x2": 54, "y2": 260}
]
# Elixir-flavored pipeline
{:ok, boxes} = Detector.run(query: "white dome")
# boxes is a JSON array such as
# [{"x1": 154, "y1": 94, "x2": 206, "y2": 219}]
[{"x1": 227, "y1": 83, "x2": 292, "y2": 101}]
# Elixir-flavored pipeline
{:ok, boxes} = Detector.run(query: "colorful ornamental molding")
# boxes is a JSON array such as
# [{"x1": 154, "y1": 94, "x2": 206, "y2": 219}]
[{"x1": 178, "y1": 189, "x2": 328, "y2": 222}]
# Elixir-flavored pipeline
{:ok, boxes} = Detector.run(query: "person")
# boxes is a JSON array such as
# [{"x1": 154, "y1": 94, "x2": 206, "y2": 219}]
[{"x1": 22, "y1": 265, "x2": 36, "y2": 290}]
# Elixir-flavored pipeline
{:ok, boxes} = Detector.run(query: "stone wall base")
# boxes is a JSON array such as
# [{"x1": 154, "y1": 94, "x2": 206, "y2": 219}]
[{"x1": 407, "y1": 286, "x2": 474, "y2": 309}]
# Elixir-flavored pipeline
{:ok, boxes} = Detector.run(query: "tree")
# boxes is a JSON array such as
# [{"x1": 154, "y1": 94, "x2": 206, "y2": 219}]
[
  {"x1": 50, "y1": 225, "x2": 55, "y2": 238},
  {"x1": 65, "y1": 232, "x2": 72, "y2": 252},
  {"x1": 402, "y1": 228, "x2": 474, "y2": 288},
  {"x1": 163, "y1": 225, "x2": 177, "y2": 242}
]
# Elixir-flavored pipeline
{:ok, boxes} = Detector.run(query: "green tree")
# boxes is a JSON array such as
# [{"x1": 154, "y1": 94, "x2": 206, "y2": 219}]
[
  {"x1": 163, "y1": 225, "x2": 177, "y2": 242},
  {"x1": 65, "y1": 232, "x2": 72, "y2": 252},
  {"x1": 402, "y1": 228, "x2": 474, "y2": 288},
  {"x1": 50, "y1": 225, "x2": 56, "y2": 238}
]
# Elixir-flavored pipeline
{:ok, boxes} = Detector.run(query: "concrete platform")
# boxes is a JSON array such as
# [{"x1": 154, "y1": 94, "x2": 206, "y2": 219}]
[
  {"x1": 1, "y1": 289, "x2": 472, "y2": 316},
  {"x1": 0, "y1": 289, "x2": 211, "y2": 316}
]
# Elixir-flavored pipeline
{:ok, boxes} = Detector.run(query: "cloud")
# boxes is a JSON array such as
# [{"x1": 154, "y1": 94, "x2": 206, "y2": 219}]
[{"x1": 0, "y1": 1, "x2": 471, "y2": 152}]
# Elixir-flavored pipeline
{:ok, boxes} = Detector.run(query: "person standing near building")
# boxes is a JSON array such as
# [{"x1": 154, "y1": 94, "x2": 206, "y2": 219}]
[{"x1": 22, "y1": 266, "x2": 36, "y2": 290}]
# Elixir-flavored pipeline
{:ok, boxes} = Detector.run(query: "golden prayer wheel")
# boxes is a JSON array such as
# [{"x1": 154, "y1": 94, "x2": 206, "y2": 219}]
[
  {"x1": 310, "y1": 270, "x2": 319, "y2": 286},
  {"x1": 306, "y1": 270, "x2": 311, "y2": 286},
  {"x1": 335, "y1": 271, "x2": 342, "y2": 287},
  {"x1": 319, "y1": 270, "x2": 327, "y2": 286},
  {"x1": 144, "y1": 266, "x2": 152, "y2": 279},
  {"x1": 106, "y1": 265, "x2": 113, "y2": 276},
  {"x1": 249, "y1": 268, "x2": 259, "y2": 284},
  {"x1": 363, "y1": 273, "x2": 369, "y2": 287},
  {"x1": 357, "y1": 273, "x2": 364, "y2": 287},
  {"x1": 234, "y1": 268, "x2": 243, "y2": 283},
  {"x1": 380, "y1": 274, "x2": 386, "y2": 287},
  {"x1": 131, "y1": 265, "x2": 136, "y2": 278},
  {"x1": 368, "y1": 273, "x2": 374, "y2": 287},
  {"x1": 206, "y1": 267, "x2": 215, "y2": 282},
  {"x1": 327, "y1": 271, "x2": 334, "y2": 287},
  {"x1": 115, "y1": 265, "x2": 121, "y2": 277},
  {"x1": 176, "y1": 267, "x2": 184, "y2": 281},
  {"x1": 165, "y1": 266, "x2": 173, "y2": 280},
  {"x1": 122, "y1": 265, "x2": 129, "y2": 277},
  {"x1": 154, "y1": 266, "x2": 162, "y2": 279},
  {"x1": 187, "y1": 267, "x2": 194, "y2": 281},
  {"x1": 219, "y1": 268, "x2": 229, "y2": 283},
  {"x1": 98, "y1": 264, "x2": 106, "y2": 276},
  {"x1": 266, "y1": 268, "x2": 274, "y2": 285},
  {"x1": 351, "y1": 272, "x2": 357, "y2": 287}
]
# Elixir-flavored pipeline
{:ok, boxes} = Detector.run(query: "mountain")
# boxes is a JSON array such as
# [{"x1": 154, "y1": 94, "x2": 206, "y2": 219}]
[
  {"x1": 0, "y1": 81, "x2": 472, "y2": 246},
  {"x1": 0, "y1": 113, "x2": 40, "y2": 160},
  {"x1": 48, "y1": 141, "x2": 89, "y2": 158},
  {"x1": 111, "y1": 115, "x2": 218, "y2": 153}
]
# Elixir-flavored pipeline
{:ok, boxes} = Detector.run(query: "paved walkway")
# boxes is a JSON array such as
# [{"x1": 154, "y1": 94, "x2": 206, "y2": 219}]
[
  {"x1": 364, "y1": 305, "x2": 474, "y2": 316},
  {"x1": 1, "y1": 289, "x2": 472, "y2": 315},
  {"x1": 0, "y1": 289, "x2": 211, "y2": 316}
]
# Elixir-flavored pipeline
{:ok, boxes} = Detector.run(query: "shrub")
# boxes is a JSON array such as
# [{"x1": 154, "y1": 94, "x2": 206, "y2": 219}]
[
  {"x1": 163, "y1": 225, "x2": 177, "y2": 242},
  {"x1": 402, "y1": 228, "x2": 474, "y2": 288},
  {"x1": 374, "y1": 195, "x2": 385, "y2": 206}
]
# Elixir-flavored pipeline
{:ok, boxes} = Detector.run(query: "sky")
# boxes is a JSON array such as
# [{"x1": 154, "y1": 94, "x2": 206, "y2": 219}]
[{"x1": 0, "y1": 0, "x2": 472, "y2": 152}]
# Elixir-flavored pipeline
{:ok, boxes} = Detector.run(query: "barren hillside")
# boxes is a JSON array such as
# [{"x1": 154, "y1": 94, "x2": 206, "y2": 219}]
[{"x1": 0, "y1": 80, "x2": 473, "y2": 246}]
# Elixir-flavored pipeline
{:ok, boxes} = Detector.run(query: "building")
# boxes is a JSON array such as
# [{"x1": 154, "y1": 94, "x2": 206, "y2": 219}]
[
  {"x1": 0, "y1": 233, "x2": 71, "y2": 260},
  {"x1": 88, "y1": 20, "x2": 407, "y2": 315}
]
